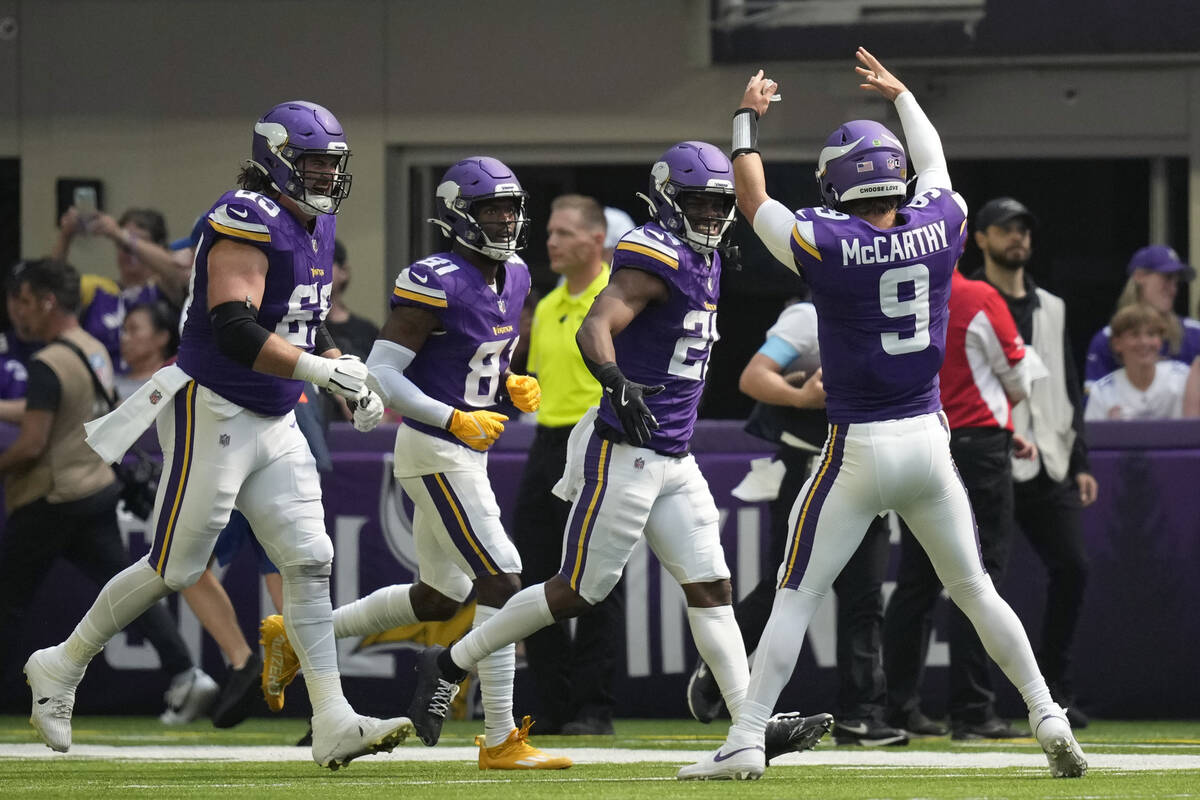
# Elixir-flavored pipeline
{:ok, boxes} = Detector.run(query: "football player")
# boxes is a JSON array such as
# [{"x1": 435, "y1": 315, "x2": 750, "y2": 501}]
[
  {"x1": 679, "y1": 49, "x2": 1087, "y2": 781},
  {"x1": 404, "y1": 142, "x2": 834, "y2": 766},
  {"x1": 24, "y1": 101, "x2": 413, "y2": 770},
  {"x1": 260, "y1": 156, "x2": 570, "y2": 771}
]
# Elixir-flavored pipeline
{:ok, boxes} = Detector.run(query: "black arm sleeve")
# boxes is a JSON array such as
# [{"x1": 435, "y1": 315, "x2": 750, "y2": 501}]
[
  {"x1": 24, "y1": 360, "x2": 61, "y2": 412},
  {"x1": 314, "y1": 323, "x2": 338, "y2": 357},
  {"x1": 209, "y1": 300, "x2": 271, "y2": 368}
]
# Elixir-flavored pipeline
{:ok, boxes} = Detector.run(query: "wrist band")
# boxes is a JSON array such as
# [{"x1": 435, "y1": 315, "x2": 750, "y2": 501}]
[{"x1": 732, "y1": 108, "x2": 759, "y2": 159}]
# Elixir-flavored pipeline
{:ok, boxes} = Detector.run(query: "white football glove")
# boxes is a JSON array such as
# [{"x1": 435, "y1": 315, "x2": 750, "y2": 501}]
[
  {"x1": 351, "y1": 387, "x2": 385, "y2": 432},
  {"x1": 294, "y1": 352, "x2": 369, "y2": 400}
]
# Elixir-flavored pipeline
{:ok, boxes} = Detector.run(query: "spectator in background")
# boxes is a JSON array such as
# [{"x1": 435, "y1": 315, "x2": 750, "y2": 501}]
[
  {"x1": 322, "y1": 240, "x2": 379, "y2": 421},
  {"x1": 511, "y1": 194, "x2": 621, "y2": 735},
  {"x1": 602, "y1": 206, "x2": 636, "y2": 265},
  {"x1": 0, "y1": 259, "x2": 217, "y2": 722},
  {"x1": 1084, "y1": 245, "x2": 1200, "y2": 390},
  {"x1": 691, "y1": 295, "x2": 903, "y2": 745},
  {"x1": 1084, "y1": 304, "x2": 1191, "y2": 421},
  {"x1": 884, "y1": 269, "x2": 1039, "y2": 740},
  {"x1": 1185, "y1": 357, "x2": 1200, "y2": 416},
  {"x1": 52, "y1": 206, "x2": 189, "y2": 370},
  {"x1": 972, "y1": 197, "x2": 1097, "y2": 728},
  {"x1": 114, "y1": 301, "x2": 180, "y2": 401}
]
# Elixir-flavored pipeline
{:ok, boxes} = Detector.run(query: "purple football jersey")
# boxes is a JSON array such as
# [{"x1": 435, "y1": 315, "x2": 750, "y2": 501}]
[
  {"x1": 177, "y1": 190, "x2": 335, "y2": 416},
  {"x1": 597, "y1": 223, "x2": 721, "y2": 454},
  {"x1": 0, "y1": 357, "x2": 27, "y2": 399},
  {"x1": 389, "y1": 251, "x2": 531, "y2": 446},
  {"x1": 79, "y1": 281, "x2": 165, "y2": 374},
  {"x1": 789, "y1": 188, "x2": 968, "y2": 423}
]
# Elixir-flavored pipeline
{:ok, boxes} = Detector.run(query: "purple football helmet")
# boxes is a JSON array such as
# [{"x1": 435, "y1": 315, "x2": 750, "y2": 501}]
[
  {"x1": 814, "y1": 120, "x2": 907, "y2": 209},
  {"x1": 249, "y1": 101, "x2": 351, "y2": 216},
  {"x1": 638, "y1": 141, "x2": 735, "y2": 254},
  {"x1": 432, "y1": 157, "x2": 528, "y2": 261}
]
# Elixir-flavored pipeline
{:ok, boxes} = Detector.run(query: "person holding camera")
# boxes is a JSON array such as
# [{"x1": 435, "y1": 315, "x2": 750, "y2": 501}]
[{"x1": 0, "y1": 258, "x2": 217, "y2": 722}]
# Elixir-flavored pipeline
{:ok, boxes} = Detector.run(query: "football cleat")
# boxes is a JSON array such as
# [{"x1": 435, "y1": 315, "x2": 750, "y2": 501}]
[
  {"x1": 833, "y1": 717, "x2": 909, "y2": 746},
  {"x1": 476, "y1": 716, "x2": 572, "y2": 770},
  {"x1": 407, "y1": 645, "x2": 461, "y2": 746},
  {"x1": 677, "y1": 743, "x2": 765, "y2": 781},
  {"x1": 211, "y1": 652, "x2": 264, "y2": 728},
  {"x1": 686, "y1": 658, "x2": 725, "y2": 723},
  {"x1": 1029, "y1": 705, "x2": 1087, "y2": 778},
  {"x1": 24, "y1": 648, "x2": 79, "y2": 753},
  {"x1": 311, "y1": 708, "x2": 414, "y2": 770},
  {"x1": 764, "y1": 712, "x2": 834, "y2": 762},
  {"x1": 159, "y1": 667, "x2": 220, "y2": 725},
  {"x1": 260, "y1": 614, "x2": 300, "y2": 713}
]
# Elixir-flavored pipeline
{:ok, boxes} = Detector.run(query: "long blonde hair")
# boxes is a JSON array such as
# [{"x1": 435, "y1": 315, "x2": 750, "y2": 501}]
[{"x1": 1115, "y1": 275, "x2": 1183, "y2": 355}]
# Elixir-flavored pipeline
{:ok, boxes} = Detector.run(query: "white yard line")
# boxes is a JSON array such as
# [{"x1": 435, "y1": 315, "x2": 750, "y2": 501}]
[{"x1": 0, "y1": 744, "x2": 1198, "y2": 771}]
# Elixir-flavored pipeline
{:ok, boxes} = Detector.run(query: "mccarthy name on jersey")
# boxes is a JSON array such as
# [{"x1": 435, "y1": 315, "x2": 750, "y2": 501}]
[{"x1": 838, "y1": 219, "x2": 953, "y2": 267}]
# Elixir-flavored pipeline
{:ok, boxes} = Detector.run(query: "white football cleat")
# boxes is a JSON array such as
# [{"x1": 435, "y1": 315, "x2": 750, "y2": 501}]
[
  {"x1": 311, "y1": 708, "x2": 415, "y2": 770},
  {"x1": 677, "y1": 743, "x2": 765, "y2": 781},
  {"x1": 1029, "y1": 704, "x2": 1087, "y2": 778},
  {"x1": 159, "y1": 667, "x2": 220, "y2": 725},
  {"x1": 24, "y1": 648, "x2": 79, "y2": 753}
]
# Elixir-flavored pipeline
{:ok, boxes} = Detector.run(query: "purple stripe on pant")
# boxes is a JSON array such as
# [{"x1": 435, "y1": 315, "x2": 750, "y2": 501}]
[
  {"x1": 779, "y1": 423, "x2": 847, "y2": 590},
  {"x1": 558, "y1": 436, "x2": 612, "y2": 592},
  {"x1": 148, "y1": 381, "x2": 196, "y2": 574},
  {"x1": 420, "y1": 472, "x2": 498, "y2": 576}
]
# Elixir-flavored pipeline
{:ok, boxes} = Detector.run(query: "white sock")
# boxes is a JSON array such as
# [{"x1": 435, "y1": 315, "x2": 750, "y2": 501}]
[
  {"x1": 65, "y1": 559, "x2": 171, "y2": 677},
  {"x1": 943, "y1": 572, "x2": 1051, "y2": 714},
  {"x1": 333, "y1": 584, "x2": 417, "y2": 638},
  {"x1": 450, "y1": 584, "x2": 554, "y2": 671},
  {"x1": 472, "y1": 604, "x2": 517, "y2": 747},
  {"x1": 281, "y1": 564, "x2": 349, "y2": 718},
  {"x1": 686, "y1": 605, "x2": 749, "y2": 722},
  {"x1": 729, "y1": 587, "x2": 823, "y2": 746}
]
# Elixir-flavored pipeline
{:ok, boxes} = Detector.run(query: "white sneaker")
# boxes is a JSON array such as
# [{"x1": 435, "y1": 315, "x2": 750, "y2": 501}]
[
  {"x1": 677, "y1": 743, "x2": 765, "y2": 780},
  {"x1": 1029, "y1": 704, "x2": 1087, "y2": 778},
  {"x1": 159, "y1": 667, "x2": 219, "y2": 725},
  {"x1": 311, "y1": 708, "x2": 416, "y2": 770},
  {"x1": 24, "y1": 647, "x2": 79, "y2": 753}
]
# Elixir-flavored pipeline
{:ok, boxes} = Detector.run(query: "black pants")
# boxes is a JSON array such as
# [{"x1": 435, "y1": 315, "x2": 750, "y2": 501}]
[
  {"x1": 884, "y1": 427, "x2": 1015, "y2": 724},
  {"x1": 733, "y1": 446, "x2": 891, "y2": 721},
  {"x1": 1013, "y1": 466, "x2": 1089, "y2": 698},
  {"x1": 511, "y1": 425, "x2": 624, "y2": 731},
  {"x1": 0, "y1": 483, "x2": 193, "y2": 704}
]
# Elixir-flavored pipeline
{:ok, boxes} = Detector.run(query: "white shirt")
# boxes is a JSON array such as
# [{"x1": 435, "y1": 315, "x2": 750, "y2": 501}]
[{"x1": 1084, "y1": 360, "x2": 1191, "y2": 421}]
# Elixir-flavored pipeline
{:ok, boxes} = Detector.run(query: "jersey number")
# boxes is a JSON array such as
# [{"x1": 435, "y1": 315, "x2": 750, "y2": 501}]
[
  {"x1": 465, "y1": 337, "x2": 518, "y2": 406},
  {"x1": 276, "y1": 282, "x2": 330, "y2": 350},
  {"x1": 233, "y1": 189, "x2": 281, "y2": 218},
  {"x1": 667, "y1": 310, "x2": 718, "y2": 380},
  {"x1": 878, "y1": 265, "x2": 930, "y2": 355}
]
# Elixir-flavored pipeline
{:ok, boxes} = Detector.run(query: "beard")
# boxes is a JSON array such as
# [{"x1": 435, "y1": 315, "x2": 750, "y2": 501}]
[{"x1": 987, "y1": 243, "x2": 1029, "y2": 271}]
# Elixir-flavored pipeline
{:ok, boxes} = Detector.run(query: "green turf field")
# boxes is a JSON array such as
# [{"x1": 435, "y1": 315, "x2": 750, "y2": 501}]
[{"x1": 2, "y1": 716, "x2": 1198, "y2": 799}]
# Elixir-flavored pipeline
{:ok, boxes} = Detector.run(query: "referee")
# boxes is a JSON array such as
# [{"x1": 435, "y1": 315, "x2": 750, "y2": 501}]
[{"x1": 511, "y1": 194, "x2": 623, "y2": 736}]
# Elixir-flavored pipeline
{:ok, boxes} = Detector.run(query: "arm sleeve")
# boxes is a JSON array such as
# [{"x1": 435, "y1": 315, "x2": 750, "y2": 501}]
[
  {"x1": 364, "y1": 339, "x2": 455, "y2": 428},
  {"x1": 895, "y1": 91, "x2": 951, "y2": 192},
  {"x1": 757, "y1": 336, "x2": 801, "y2": 369},
  {"x1": 752, "y1": 199, "x2": 800, "y2": 272},
  {"x1": 23, "y1": 360, "x2": 61, "y2": 412}
]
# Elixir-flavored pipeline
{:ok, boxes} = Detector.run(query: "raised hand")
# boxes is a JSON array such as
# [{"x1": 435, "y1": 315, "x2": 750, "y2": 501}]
[
  {"x1": 740, "y1": 69, "x2": 779, "y2": 118},
  {"x1": 854, "y1": 47, "x2": 907, "y2": 101}
]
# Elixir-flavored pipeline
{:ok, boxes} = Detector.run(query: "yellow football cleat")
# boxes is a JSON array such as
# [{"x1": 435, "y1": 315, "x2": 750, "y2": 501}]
[
  {"x1": 476, "y1": 716, "x2": 572, "y2": 770},
  {"x1": 259, "y1": 614, "x2": 300, "y2": 713}
]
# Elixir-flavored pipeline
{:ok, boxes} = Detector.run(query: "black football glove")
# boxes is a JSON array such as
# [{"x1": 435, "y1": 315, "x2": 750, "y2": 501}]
[{"x1": 593, "y1": 362, "x2": 665, "y2": 447}]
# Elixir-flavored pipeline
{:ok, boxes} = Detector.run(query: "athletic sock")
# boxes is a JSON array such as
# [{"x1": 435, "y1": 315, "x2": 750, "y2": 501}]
[
  {"x1": 66, "y1": 558, "x2": 171, "y2": 676},
  {"x1": 332, "y1": 584, "x2": 417, "y2": 638},
  {"x1": 472, "y1": 604, "x2": 517, "y2": 747},
  {"x1": 281, "y1": 564, "x2": 349, "y2": 718},
  {"x1": 686, "y1": 605, "x2": 749, "y2": 722},
  {"x1": 450, "y1": 584, "x2": 554, "y2": 672}
]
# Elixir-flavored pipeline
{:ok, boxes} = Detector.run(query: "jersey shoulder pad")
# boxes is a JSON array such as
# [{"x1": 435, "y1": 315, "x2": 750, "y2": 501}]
[
  {"x1": 613, "y1": 225, "x2": 685, "y2": 275},
  {"x1": 392, "y1": 255, "x2": 452, "y2": 310},
  {"x1": 504, "y1": 255, "x2": 532, "y2": 294},
  {"x1": 207, "y1": 190, "x2": 280, "y2": 245},
  {"x1": 79, "y1": 273, "x2": 121, "y2": 308}
]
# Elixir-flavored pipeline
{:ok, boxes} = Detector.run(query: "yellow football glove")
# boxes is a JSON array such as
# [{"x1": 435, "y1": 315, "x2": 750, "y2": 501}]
[
  {"x1": 505, "y1": 374, "x2": 541, "y2": 413},
  {"x1": 447, "y1": 409, "x2": 509, "y2": 451}
]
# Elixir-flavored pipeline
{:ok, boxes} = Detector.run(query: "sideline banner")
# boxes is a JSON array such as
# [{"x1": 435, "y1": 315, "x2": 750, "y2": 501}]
[{"x1": 6, "y1": 421, "x2": 1200, "y2": 720}]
